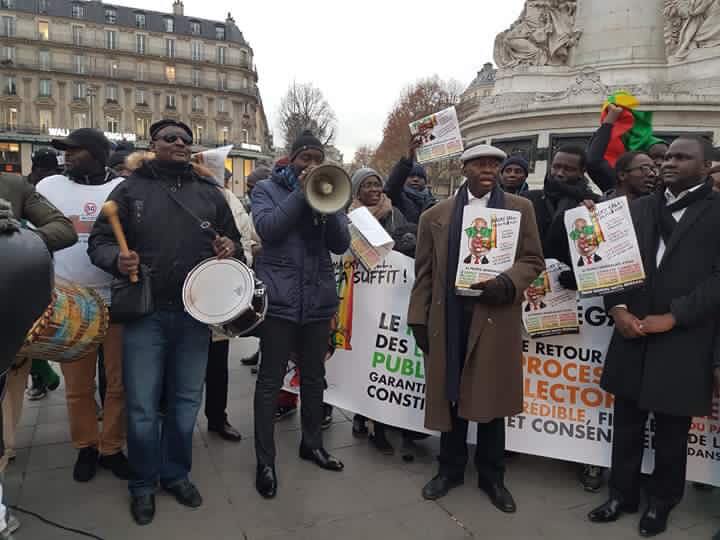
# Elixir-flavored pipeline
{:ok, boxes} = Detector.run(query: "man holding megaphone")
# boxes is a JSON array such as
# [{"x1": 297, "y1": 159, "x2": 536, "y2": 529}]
[{"x1": 251, "y1": 130, "x2": 350, "y2": 499}]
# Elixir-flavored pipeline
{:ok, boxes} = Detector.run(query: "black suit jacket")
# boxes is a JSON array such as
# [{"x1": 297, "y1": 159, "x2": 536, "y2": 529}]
[{"x1": 602, "y1": 187, "x2": 720, "y2": 417}]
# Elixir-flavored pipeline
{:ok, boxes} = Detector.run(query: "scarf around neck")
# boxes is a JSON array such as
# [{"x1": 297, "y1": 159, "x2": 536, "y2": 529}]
[
  {"x1": 654, "y1": 179, "x2": 712, "y2": 244},
  {"x1": 444, "y1": 182, "x2": 506, "y2": 403},
  {"x1": 349, "y1": 194, "x2": 393, "y2": 222}
]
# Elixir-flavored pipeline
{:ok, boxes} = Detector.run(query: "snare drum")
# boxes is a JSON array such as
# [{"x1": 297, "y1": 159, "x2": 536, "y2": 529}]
[
  {"x1": 182, "y1": 258, "x2": 268, "y2": 338},
  {"x1": 17, "y1": 280, "x2": 110, "y2": 363}
]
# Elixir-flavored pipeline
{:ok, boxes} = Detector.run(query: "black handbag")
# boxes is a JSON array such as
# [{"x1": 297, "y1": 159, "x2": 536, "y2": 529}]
[{"x1": 109, "y1": 264, "x2": 154, "y2": 323}]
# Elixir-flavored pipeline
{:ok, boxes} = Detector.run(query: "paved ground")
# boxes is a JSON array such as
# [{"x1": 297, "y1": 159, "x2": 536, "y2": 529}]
[{"x1": 5, "y1": 339, "x2": 720, "y2": 539}]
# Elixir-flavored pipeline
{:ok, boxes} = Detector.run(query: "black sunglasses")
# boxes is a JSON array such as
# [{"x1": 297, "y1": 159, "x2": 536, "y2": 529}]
[{"x1": 157, "y1": 133, "x2": 193, "y2": 145}]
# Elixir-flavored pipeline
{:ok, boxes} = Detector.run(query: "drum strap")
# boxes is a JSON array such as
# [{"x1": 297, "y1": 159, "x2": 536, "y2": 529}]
[{"x1": 164, "y1": 186, "x2": 219, "y2": 238}]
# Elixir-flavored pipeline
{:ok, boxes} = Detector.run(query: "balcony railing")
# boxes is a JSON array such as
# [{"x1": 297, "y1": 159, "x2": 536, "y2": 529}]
[{"x1": 2, "y1": 59, "x2": 259, "y2": 97}]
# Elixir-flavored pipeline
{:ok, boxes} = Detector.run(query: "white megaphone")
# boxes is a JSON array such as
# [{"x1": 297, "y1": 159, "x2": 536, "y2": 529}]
[{"x1": 304, "y1": 164, "x2": 352, "y2": 214}]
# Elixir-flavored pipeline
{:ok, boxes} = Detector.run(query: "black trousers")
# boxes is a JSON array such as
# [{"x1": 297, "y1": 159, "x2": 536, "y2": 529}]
[
  {"x1": 439, "y1": 404, "x2": 506, "y2": 484},
  {"x1": 609, "y1": 396, "x2": 692, "y2": 507},
  {"x1": 254, "y1": 317, "x2": 330, "y2": 466},
  {"x1": 205, "y1": 339, "x2": 230, "y2": 429}
]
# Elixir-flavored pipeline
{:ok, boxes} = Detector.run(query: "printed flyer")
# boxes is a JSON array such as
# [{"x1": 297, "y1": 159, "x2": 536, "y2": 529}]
[
  {"x1": 409, "y1": 106, "x2": 464, "y2": 164},
  {"x1": 454, "y1": 207, "x2": 521, "y2": 296},
  {"x1": 522, "y1": 259, "x2": 579, "y2": 338},
  {"x1": 564, "y1": 197, "x2": 645, "y2": 297}
]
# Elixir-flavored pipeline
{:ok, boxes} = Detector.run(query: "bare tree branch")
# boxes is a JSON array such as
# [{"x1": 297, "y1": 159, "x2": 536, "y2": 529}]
[{"x1": 278, "y1": 82, "x2": 337, "y2": 151}]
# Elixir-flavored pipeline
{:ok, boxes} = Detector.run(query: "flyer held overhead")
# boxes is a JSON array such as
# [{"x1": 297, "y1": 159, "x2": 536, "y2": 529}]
[{"x1": 409, "y1": 106, "x2": 464, "y2": 164}]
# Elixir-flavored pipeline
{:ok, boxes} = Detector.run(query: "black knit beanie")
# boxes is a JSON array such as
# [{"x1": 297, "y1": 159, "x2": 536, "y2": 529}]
[{"x1": 290, "y1": 130, "x2": 324, "y2": 161}]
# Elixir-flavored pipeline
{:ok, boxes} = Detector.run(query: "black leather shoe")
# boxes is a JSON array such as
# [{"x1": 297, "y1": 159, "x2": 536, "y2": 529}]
[
  {"x1": 208, "y1": 421, "x2": 242, "y2": 442},
  {"x1": 588, "y1": 498, "x2": 639, "y2": 523},
  {"x1": 73, "y1": 447, "x2": 99, "y2": 482},
  {"x1": 164, "y1": 480, "x2": 203, "y2": 508},
  {"x1": 639, "y1": 503, "x2": 672, "y2": 537},
  {"x1": 299, "y1": 445, "x2": 344, "y2": 471},
  {"x1": 478, "y1": 479, "x2": 517, "y2": 513},
  {"x1": 256, "y1": 464, "x2": 277, "y2": 499},
  {"x1": 130, "y1": 495, "x2": 155, "y2": 526},
  {"x1": 421, "y1": 474, "x2": 464, "y2": 500}
]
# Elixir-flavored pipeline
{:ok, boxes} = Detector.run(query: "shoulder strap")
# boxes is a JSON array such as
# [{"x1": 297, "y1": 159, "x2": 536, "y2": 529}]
[{"x1": 163, "y1": 183, "x2": 218, "y2": 238}]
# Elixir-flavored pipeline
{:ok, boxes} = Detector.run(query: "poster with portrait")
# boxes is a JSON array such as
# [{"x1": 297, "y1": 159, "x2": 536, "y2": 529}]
[
  {"x1": 563, "y1": 197, "x2": 645, "y2": 297},
  {"x1": 409, "y1": 106, "x2": 464, "y2": 164},
  {"x1": 454, "y1": 207, "x2": 521, "y2": 296},
  {"x1": 522, "y1": 259, "x2": 579, "y2": 338}
]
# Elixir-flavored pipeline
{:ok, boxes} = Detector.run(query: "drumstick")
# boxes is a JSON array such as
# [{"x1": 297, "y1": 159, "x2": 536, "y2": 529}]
[{"x1": 102, "y1": 201, "x2": 138, "y2": 283}]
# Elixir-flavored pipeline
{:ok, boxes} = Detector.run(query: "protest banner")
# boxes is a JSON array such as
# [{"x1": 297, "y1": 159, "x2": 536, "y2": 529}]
[
  {"x1": 283, "y1": 254, "x2": 720, "y2": 486},
  {"x1": 564, "y1": 197, "x2": 645, "y2": 297},
  {"x1": 409, "y1": 106, "x2": 464, "y2": 164},
  {"x1": 522, "y1": 259, "x2": 579, "y2": 338},
  {"x1": 455, "y1": 207, "x2": 521, "y2": 296}
]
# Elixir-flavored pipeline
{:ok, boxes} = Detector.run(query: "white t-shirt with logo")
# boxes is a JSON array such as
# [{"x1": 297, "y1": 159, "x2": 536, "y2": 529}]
[{"x1": 37, "y1": 174, "x2": 124, "y2": 304}]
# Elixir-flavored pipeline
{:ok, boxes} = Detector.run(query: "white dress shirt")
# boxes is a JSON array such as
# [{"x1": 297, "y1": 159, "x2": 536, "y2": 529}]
[
  {"x1": 656, "y1": 183, "x2": 705, "y2": 266},
  {"x1": 467, "y1": 190, "x2": 491, "y2": 208}
]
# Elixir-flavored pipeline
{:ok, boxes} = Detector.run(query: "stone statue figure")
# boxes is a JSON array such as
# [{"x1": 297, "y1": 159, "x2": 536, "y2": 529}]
[
  {"x1": 494, "y1": 0, "x2": 581, "y2": 69},
  {"x1": 665, "y1": 0, "x2": 720, "y2": 59}
]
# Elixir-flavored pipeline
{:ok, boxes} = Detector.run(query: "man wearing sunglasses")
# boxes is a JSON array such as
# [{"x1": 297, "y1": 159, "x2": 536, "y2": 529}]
[{"x1": 88, "y1": 120, "x2": 243, "y2": 526}]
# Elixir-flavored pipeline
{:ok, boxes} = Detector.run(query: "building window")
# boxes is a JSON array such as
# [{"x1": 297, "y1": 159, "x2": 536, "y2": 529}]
[
  {"x1": 105, "y1": 8, "x2": 117, "y2": 24},
  {"x1": 7, "y1": 108, "x2": 18, "y2": 130},
  {"x1": 217, "y1": 98, "x2": 226, "y2": 113},
  {"x1": 73, "y1": 55, "x2": 86, "y2": 74},
  {"x1": 194, "y1": 124, "x2": 204, "y2": 144},
  {"x1": 241, "y1": 50, "x2": 248, "y2": 67},
  {"x1": 190, "y1": 21, "x2": 201, "y2": 35},
  {"x1": 1, "y1": 0, "x2": 15, "y2": 8},
  {"x1": 215, "y1": 25, "x2": 225, "y2": 41},
  {"x1": 73, "y1": 81, "x2": 86, "y2": 100},
  {"x1": 136, "y1": 89, "x2": 146, "y2": 105},
  {"x1": 38, "y1": 21, "x2": 49, "y2": 40},
  {"x1": 39, "y1": 0, "x2": 47, "y2": 12},
  {"x1": 166, "y1": 94, "x2": 176, "y2": 109},
  {"x1": 136, "y1": 34, "x2": 146, "y2": 55},
  {"x1": 4, "y1": 76, "x2": 16, "y2": 96},
  {"x1": 217, "y1": 47, "x2": 226, "y2": 65},
  {"x1": 107, "y1": 60, "x2": 119, "y2": 78},
  {"x1": 106, "y1": 30, "x2": 117, "y2": 50},
  {"x1": 106, "y1": 115, "x2": 119, "y2": 132},
  {"x1": 165, "y1": 39, "x2": 175, "y2": 58},
  {"x1": 73, "y1": 112, "x2": 87, "y2": 129},
  {"x1": 192, "y1": 95, "x2": 202, "y2": 112},
  {"x1": 136, "y1": 116, "x2": 150, "y2": 139},
  {"x1": 1, "y1": 17, "x2": 16, "y2": 37},
  {"x1": 191, "y1": 69, "x2": 201, "y2": 87},
  {"x1": 136, "y1": 63, "x2": 146, "y2": 81},
  {"x1": 241, "y1": 129, "x2": 249, "y2": 144},
  {"x1": 164, "y1": 17, "x2": 174, "y2": 33},
  {"x1": 135, "y1": 13, "x2": 146, "y2": 28},
  {"x1": 39, "y1": 79, "x2": 51, "y2": 97},
  {"x1": 39, "y1": 49, "x2": 50, "y2": 70},
  {"x1": 165, "y1": 66, "x2": 176, "y2": 83},
  {"x1": 39, "y1": 110, "x2": 52, "y2": 131},
  {"x1": 1, "y1": 46, "x2": 15, "y2": 63},
  {"x1": 191, "y1": 41, "x2": 203, "y2": 62},
  {"x1": 106, "y1": 85, "x2": 118, "y2": 102},
  {"x1": 71, "y1": 4, "x2": 85, "y2": 19},
  {"x1": 217, "y1": 72, "x2": 227, "y2": 91},
  {"x1": 72, "y1": 25, "x2": 83, "y2": 46},
  {"x1": 218, "y1": 126, "x2": 229, "y2": 145}
]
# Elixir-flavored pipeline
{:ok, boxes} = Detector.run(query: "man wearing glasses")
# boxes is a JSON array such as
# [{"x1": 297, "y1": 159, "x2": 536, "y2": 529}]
[{"x1": 88, "y1": 120, "x2": 243, "y2": 526}]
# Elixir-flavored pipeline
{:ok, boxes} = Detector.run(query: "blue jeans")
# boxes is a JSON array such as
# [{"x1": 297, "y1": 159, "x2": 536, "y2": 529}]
[{"x1": 123, "y1": 311, "x2": 210, "y2": 496}]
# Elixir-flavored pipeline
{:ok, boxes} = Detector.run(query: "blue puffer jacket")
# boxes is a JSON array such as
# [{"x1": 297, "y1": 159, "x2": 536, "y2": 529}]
[{"x1": 251, "y1": 167, "x2": 350, "y2": 324}]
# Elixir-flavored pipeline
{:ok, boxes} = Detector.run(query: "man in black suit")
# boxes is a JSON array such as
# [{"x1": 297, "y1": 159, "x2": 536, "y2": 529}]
[{"x1": 588, "y1": 136, "x2": 720, "y2": 537}]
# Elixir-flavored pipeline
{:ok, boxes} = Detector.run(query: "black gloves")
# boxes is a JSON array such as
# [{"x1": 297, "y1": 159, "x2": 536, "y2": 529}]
[
  {"x1": 470, "y1": 273, "x2": 516, "y2": 306},
  {"x1": 558, "y1": 270, "x2": 578, "y2": 291},
  {"x1": 410, "y1": 324, "x2": 429, "y2": 354},
  {"x1": 0, "y1": 199, "x2": 20, "y2": 234}
]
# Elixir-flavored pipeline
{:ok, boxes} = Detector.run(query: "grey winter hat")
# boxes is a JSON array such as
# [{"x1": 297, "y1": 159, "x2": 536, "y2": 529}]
[{"x1": 350, "y1": 167, "x2": 383, "y2": 198}]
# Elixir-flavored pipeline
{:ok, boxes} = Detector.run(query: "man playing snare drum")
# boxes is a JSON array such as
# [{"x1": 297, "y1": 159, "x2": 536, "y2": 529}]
[{"x1": 88, "y1": 120, "x2": 242, "y2": 526}]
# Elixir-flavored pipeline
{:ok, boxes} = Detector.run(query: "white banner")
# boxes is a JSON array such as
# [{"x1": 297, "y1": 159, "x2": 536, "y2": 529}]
[{"x1": 283, "y1": 253, "x2": 720, "y2": 485}]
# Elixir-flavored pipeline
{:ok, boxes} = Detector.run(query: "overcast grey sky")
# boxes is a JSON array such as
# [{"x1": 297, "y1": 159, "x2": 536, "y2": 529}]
[{"x1": 118, "y1": 0, "x2": 526, "y2": 158}]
